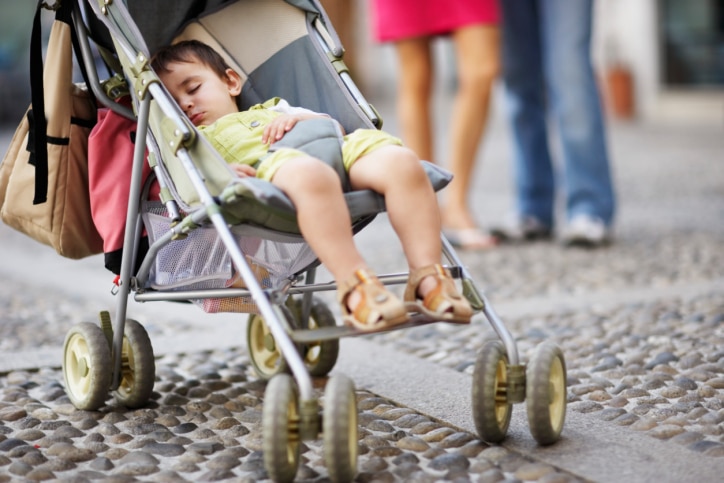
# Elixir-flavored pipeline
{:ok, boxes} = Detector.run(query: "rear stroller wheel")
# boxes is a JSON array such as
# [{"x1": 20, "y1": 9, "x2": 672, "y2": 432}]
[
  {"x1": 526, "y1": 341, "x2": 567, "y2": 445},
  {"x1": 113, "y1": 319, "x2": 155, "y2": 408},
  {"x1": 262, "y1": 374, "x2": 301, "y2": 483},
  {"x1": 288, "y1": 297, "x2": 339, "y2": 377},
  {"x1": 62, "y1": 322, "x2": 112, "y2": 410},
  {"x1": 247, "y1": 306, "x2": 295, "y2": 380},
  {"x1": 472, "y1": 340, "x2": 513, "y2": 443},
  {"x1": 323, "y1": 374, "x2": 358, "y2": 483}
]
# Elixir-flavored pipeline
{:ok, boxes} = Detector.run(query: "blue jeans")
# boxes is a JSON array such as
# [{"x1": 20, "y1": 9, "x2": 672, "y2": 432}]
[{"x1": 501, "y1": 0, "x2": 615, "y2": 227}]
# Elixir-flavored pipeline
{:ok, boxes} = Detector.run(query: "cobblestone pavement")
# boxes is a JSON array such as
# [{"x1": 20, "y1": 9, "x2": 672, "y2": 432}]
[
  {"x1": 0, "y1": 346, "x2": 585, "y2": 482},
  {"x1": 371, "y1": 285, "x2": 724, "y2": 457},
  {"x1": 1, "y1": 112, "x2": 723, "y2": 482}
]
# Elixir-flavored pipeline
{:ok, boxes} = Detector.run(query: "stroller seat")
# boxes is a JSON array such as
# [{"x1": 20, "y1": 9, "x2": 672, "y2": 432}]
[{"x1": 217, "y1": 161, "x2": 452, "y2": 233}]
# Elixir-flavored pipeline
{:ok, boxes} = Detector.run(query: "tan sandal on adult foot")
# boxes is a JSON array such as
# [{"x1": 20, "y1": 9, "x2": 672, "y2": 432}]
[
  {"x1": 338, "y1": 269, "x2": 409, "y2": 332},
  {"x1": 404, "y1": 264, "x2": 473, "y2": 324}
]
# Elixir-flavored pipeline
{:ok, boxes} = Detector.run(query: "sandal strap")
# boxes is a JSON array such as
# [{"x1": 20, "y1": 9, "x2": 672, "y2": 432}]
[
  {"x1": 404, "y1": 263, "x2": 472, "y2": 323},
  {"x1": 338, "y1": 268, "x2": 407, "y2": 329},
  {"x1": 338, "y1": 268, "x2": 377, "y2": 306},
  {"x1": 423, "y1": 275, "x2": 464, "y2": 311},
  {"x1": 404, "y1": 264, "x2": 449, "y2": 302}
]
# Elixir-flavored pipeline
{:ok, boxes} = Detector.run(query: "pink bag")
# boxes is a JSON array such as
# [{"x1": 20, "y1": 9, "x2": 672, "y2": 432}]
[{"x1": 88, "y1": 99, "x2": 158, "y2": 273}]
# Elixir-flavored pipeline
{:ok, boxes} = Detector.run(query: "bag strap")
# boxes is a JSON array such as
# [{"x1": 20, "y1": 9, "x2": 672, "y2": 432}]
[
  {"x1": 29, "y1": 0, "x2": 90, "y2": 205},
  {"x1": 29, "y1": 1, "x2": 49, "y2": 204}
]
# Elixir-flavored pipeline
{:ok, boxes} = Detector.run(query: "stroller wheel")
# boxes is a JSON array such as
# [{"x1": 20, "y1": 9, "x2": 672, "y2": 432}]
[
  {"x1": 526, "y1": 341, "x2": 567, "y2": 445},
  {"x1": 62, "y1": 322, "x2": 112, "y2": 410},
  {"x1": 113, "y1": 319, "x2": 155, "y2": 409},
  {"x1": 288, "y1": 297, "x2": 339, "y2": 377},
  {"x1": 323, "y1": 374, "x2": 358, "y2": 483},
  {"x1": 246, "y1": 306, "x2": 295, "y2": 380},
  {"x1": 472, "y1": 340, "x2": 512, "y2": 443},
  {"x1": 262, "y1": 374, "x2": 301, "y2": 483}
]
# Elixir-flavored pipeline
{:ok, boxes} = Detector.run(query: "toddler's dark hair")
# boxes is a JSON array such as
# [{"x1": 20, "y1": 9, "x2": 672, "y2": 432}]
[{"x1": 151, "y1": 39, "x2": 231, "y2": 78}]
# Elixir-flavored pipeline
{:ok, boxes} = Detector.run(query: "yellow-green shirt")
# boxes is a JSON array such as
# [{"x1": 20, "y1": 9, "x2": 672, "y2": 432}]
[{"x1": 198, "y1": 97, "x2": 319, "y2": 167}]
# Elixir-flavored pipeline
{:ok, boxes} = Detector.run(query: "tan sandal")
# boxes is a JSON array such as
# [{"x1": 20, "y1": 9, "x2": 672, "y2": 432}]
[
  {"x1": 404, "y1": 264, "x2": 472, "y2": 324},
  {"x1": 338, "y1": 269, "x2": 409, "y2": 332}
]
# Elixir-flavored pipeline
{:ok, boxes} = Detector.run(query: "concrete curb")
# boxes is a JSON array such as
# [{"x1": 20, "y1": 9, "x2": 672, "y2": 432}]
[{"x1": 336, "y1": 336, "x2": 724, "y2": 483}]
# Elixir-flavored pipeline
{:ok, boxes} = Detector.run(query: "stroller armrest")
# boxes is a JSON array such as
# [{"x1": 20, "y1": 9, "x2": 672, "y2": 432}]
[
  {"x1": 344, "y1": 160, "x2": 452, "y2": 218},
  {"x1": 419, "y1": 160, "x2": 453, "y2": 191}
]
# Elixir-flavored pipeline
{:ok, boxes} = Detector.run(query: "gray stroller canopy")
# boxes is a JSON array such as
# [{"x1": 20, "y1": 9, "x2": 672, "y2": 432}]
[
  {"x1": 125, "y1": 0, "x2": 323, "y2": 54},
  {"x1": 84, "y1": 0, "x2": 376, "y2": 140}
]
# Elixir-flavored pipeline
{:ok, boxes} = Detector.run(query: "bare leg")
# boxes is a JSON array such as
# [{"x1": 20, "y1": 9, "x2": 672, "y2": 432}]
[
  {"x1": 350, "y1": 145, "x2": 472, "y2": 321},
  {"x1": 442, "y1": 24, "x2": 500, "y2": 232},
  {"x1": 271, "y1": 156, "x2": 365, "y2": 282},
  {"x1": 393, "y1": 37, "x2": 435, "y2": 162},
  {"x1": 349, "y1": 145, "x2": 441, "y2": 294},
  {"x1": 271, "y1": 156, "x2": 407, "y2": 327}
]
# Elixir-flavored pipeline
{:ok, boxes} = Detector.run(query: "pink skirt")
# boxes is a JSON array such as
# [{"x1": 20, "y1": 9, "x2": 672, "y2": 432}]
[{"x1": 371, "y1": 0, "x2": 499, "y2": 42}]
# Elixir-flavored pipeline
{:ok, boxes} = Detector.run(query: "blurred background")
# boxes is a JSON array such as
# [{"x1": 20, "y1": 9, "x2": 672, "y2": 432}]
[
  {"x1": 0, "y1": 1, "x2": 36, "y2": 126},
  {"x1": 0, "y1": 0, "x2": 722, "y2": 127},
  {"x1": 330, "y1": 0, "x2": 724, "y2": 126}
]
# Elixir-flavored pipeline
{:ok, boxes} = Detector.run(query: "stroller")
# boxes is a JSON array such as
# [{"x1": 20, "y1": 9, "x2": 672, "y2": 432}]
[{"x1": 59, "y1": 0, "x2": 568, "y2": 481}]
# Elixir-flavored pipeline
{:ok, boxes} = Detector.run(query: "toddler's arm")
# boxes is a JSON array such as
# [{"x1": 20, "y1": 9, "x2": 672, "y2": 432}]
[
  {"x1": 262, "y1": 112, "x2": 328, "y2": 144},
  {"x1": 262, "y1": 97, "x2": 343, "y2": 144}
]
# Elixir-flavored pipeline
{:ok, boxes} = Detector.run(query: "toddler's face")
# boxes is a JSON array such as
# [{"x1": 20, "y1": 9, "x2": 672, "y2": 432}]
[{"x1": 158, "y1": 58, "x2": 241, "y2": 126}]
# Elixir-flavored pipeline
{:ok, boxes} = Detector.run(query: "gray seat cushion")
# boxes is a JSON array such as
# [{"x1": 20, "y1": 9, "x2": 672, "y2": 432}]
[{"x1": 219, "y1": 160, "x2": 451, "y2": 233}]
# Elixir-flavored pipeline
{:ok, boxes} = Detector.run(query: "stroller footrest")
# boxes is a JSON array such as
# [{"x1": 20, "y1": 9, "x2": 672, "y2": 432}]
[{"x1": 289, "y1": 313, "x2": 445, "y2": 342}]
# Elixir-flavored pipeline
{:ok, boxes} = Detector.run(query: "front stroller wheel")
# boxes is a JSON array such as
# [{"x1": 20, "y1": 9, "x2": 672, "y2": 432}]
[
  {"x1": 323, "y1": 374, "x2": 358, "y2": 483},
  {"x1": 247, "y1": 306, "x2": 295, "y2": 380},
  {"x1": 288, "y1": 297, "x2": 339, "y2": 377},
  {"x1": 263, "y1": 374, "x2": 301, "y2": 483},
  {"x1": 526, "y1": 341, "x2": 567, "y2": 445},
  {"x1": 62, "y1": 322, "x2": 112, "y2": 410},
  {"x1": 113, "y1": 319, "x2": 155, "y2": 409},
  {"x1": 472, "y1": 340, "x2": 512, "y2": 443}
]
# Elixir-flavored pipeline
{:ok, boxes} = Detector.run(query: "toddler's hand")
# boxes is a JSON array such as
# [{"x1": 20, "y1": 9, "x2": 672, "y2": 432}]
[
  {"x1": 231, "y1": 164, "x2": 257, "y2": 178},
  {"x1": 262, "y1": 114, "x2": 299, "y2": 144}
]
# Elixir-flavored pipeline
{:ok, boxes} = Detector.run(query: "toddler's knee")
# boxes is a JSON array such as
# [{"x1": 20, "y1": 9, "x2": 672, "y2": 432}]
[
  {"x1": 390, "y1": 147, "x2": 427, "y2": 179},
  {"x1": 275, "y1": 156, "x2": 340, "y2": 192},
  {"x1": 301, "y1": 157, "x2": 340, "y2": 188},
  {"x1": 388, "y1": 144, "x2": 419, "y2": 161},
  {"x1": 384, "y1": 145, "x2": 418, "y2": 165}
]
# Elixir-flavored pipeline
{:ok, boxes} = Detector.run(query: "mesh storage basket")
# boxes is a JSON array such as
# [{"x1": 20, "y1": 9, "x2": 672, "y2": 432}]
[{"x1": 142, "y1": 202, "x2": 317, "y2": 313}]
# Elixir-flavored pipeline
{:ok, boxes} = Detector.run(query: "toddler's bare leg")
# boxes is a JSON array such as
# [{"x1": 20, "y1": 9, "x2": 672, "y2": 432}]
[
  {"x1": 271, "y1": 156, "x2": 408, "y2": 329},
  {"x1": 271, "y1": 156, "x2": 365, "y2": 282},
  {"x1": 350, "y1": 145, "x2": 472, "y2": 321},
  {"x1": 349, "y1": 145, "x2": 441, "y2": 271}
]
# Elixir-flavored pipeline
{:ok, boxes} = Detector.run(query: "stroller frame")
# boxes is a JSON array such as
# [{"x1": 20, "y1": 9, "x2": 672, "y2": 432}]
[{"x1": 60, "y1": 0, "x2": 567, "y2": 480}]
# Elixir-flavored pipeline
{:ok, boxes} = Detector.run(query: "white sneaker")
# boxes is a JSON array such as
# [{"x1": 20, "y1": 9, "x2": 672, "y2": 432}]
[
  {"x1": 561, "y1": 214, "x2": 611, "y2": 247},
  {"x1": 489, "y1": 214, "x2": 552, "y2": 242}
]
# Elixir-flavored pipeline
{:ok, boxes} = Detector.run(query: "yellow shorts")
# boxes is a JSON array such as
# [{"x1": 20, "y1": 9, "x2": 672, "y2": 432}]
[{"x1": 255, "y1": 128, "x2": 403, "y2": 182}]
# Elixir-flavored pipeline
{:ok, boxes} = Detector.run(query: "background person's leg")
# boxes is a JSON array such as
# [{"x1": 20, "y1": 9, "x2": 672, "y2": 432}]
[
  {"x1": 540, "y1": 0, "x2": 616, "y2": 230},
  {"x1": 442, "y1": 23, "x2": 500, "y2": 247},
  {"x1": 393, "y1": 37, "x2": 435, "y2": 163},
  {"x1": 500, "y1": 0, "x2": 555, "y2": 228}
]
